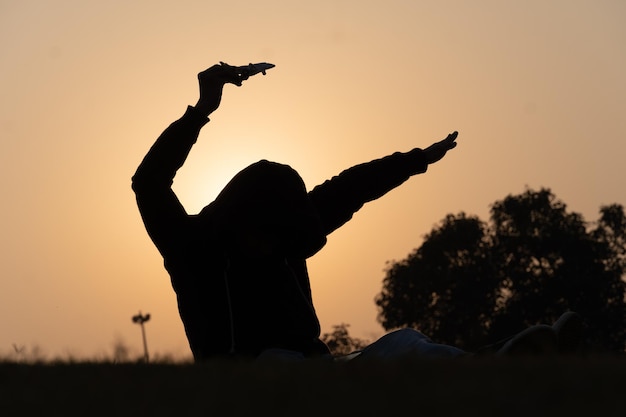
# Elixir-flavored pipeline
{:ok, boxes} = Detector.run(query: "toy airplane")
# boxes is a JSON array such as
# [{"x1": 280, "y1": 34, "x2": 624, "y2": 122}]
[{"x1": 221, "y1": 61, "x2": 275, "y2": 77}]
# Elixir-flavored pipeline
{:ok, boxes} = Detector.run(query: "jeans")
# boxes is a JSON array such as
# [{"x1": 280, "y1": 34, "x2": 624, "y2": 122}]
[
  {"x1": 356, "y1": 328, "x2": 466, "y2": 359},
  {"x1": 256, "y1": 328, "x2": 466, "y2": 361}
]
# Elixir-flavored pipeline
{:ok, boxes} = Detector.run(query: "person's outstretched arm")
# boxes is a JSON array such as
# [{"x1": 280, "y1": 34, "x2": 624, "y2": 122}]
[
  {"x1": 131, "y1": 64, "x2": 247, "y2": 256},
  {"x1": 309, "y1": 132, "x2": 458, "y2": 235}
]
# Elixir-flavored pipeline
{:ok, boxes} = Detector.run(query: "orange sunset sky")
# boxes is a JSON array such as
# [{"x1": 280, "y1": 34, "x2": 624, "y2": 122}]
[{"x1": 1, "y1": 0, "x2": 625, "y2": 359}]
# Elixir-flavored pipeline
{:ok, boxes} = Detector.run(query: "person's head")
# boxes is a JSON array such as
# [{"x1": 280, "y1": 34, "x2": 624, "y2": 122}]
[{"x1": 200, "y1": 160, "x2": 327, "y2": 259}]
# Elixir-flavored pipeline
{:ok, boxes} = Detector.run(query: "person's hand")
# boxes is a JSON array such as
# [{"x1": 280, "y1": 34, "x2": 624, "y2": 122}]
[
  {"x1": 194, "y1": 62, "x2": 250, "y2": 116},
  {"x1": 423, "y1": 131, "x2": 458, "y2": 165}
]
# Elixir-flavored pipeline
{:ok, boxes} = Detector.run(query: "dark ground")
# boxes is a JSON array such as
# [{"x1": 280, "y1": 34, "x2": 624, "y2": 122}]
[{"x1": 1, "y1": 356, "x2": 625, "y2": 416}]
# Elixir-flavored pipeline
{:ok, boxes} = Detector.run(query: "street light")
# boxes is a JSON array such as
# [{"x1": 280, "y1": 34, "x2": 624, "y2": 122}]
[{"x1": 132, "y1": 311, "x2": 151, "y2": 363}]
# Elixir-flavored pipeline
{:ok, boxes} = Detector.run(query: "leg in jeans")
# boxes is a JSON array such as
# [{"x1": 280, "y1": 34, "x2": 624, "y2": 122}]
[{"x1": 357, "y1": 328, "x2": 466, "y2": 359}]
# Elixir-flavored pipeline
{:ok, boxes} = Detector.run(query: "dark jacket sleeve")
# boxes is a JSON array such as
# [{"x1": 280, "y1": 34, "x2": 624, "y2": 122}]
[
  {"x1": 308, "y1": 149, "x2": 429, "y2": 235},
  {"x1": 131, "y1": 106, "x2": 210, "y2": 257}
]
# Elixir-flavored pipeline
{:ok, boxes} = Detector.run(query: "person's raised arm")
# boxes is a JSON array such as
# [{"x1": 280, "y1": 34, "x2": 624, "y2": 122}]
[
  {"x1": 309, "y1": 132, "x2": 458, "y2": 235},
  {"x1": 131, "y1": 63, "x2": 248, "y2": 256}
]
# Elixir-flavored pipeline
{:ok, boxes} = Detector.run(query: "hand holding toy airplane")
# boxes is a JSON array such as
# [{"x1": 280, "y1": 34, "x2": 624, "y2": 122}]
[{"x1": 220, "y1": 61, "x2": 275, "y2": 78}]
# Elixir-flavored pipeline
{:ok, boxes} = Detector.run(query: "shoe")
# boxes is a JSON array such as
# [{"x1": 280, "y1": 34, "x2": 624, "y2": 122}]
[
  {"x1": 552, "y1": 311, "x2": 583, "y2": 354},
  {"x1": 496, "y1": 324, "x2": 558, "y2": 356}
]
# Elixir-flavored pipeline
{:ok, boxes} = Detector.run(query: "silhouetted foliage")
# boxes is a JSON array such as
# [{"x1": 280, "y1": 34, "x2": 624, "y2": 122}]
[
  {"x1": 376, "y1": 188, "x2": 626, "y2": 352},
  {"x1": 320, "y1": 323, "x2": 369, "y2": 356}
]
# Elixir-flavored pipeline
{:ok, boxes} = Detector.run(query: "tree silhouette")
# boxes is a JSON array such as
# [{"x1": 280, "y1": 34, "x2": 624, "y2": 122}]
[
  {"x1": 376, "y1": 188, "x2": 625, "y2": 352},
  {"x1": 375, "y1": 213, "x2": 499, "y2": 350},
  {"x1": 320, "y1": 323, "x2": 369, "y2": 356}
]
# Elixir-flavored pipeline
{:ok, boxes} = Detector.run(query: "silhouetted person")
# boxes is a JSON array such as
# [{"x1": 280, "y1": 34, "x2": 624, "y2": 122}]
[{"x1": 132, "y1": 63, "x2": 579, "y2": 361}]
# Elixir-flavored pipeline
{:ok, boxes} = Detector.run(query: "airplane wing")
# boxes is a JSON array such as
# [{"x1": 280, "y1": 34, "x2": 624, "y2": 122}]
[{"x1": 237, "y1": 62, "x2": 275, "y2": 77}]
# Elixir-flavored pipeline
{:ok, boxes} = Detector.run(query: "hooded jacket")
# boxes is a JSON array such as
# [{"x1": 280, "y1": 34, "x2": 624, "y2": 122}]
[{"x1": 132, "y1": 106, "x2": 430, "y2": 360}]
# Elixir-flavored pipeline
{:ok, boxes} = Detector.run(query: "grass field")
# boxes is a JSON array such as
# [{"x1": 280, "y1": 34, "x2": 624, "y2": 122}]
[{"x1": 1, "y1": 356, "x2": 625, "y2": 416}]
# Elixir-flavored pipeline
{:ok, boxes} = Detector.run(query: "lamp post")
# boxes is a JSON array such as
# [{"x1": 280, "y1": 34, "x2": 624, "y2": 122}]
[{"x1": 132, "y1": 311, "x2": 151, "y2": 363}]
